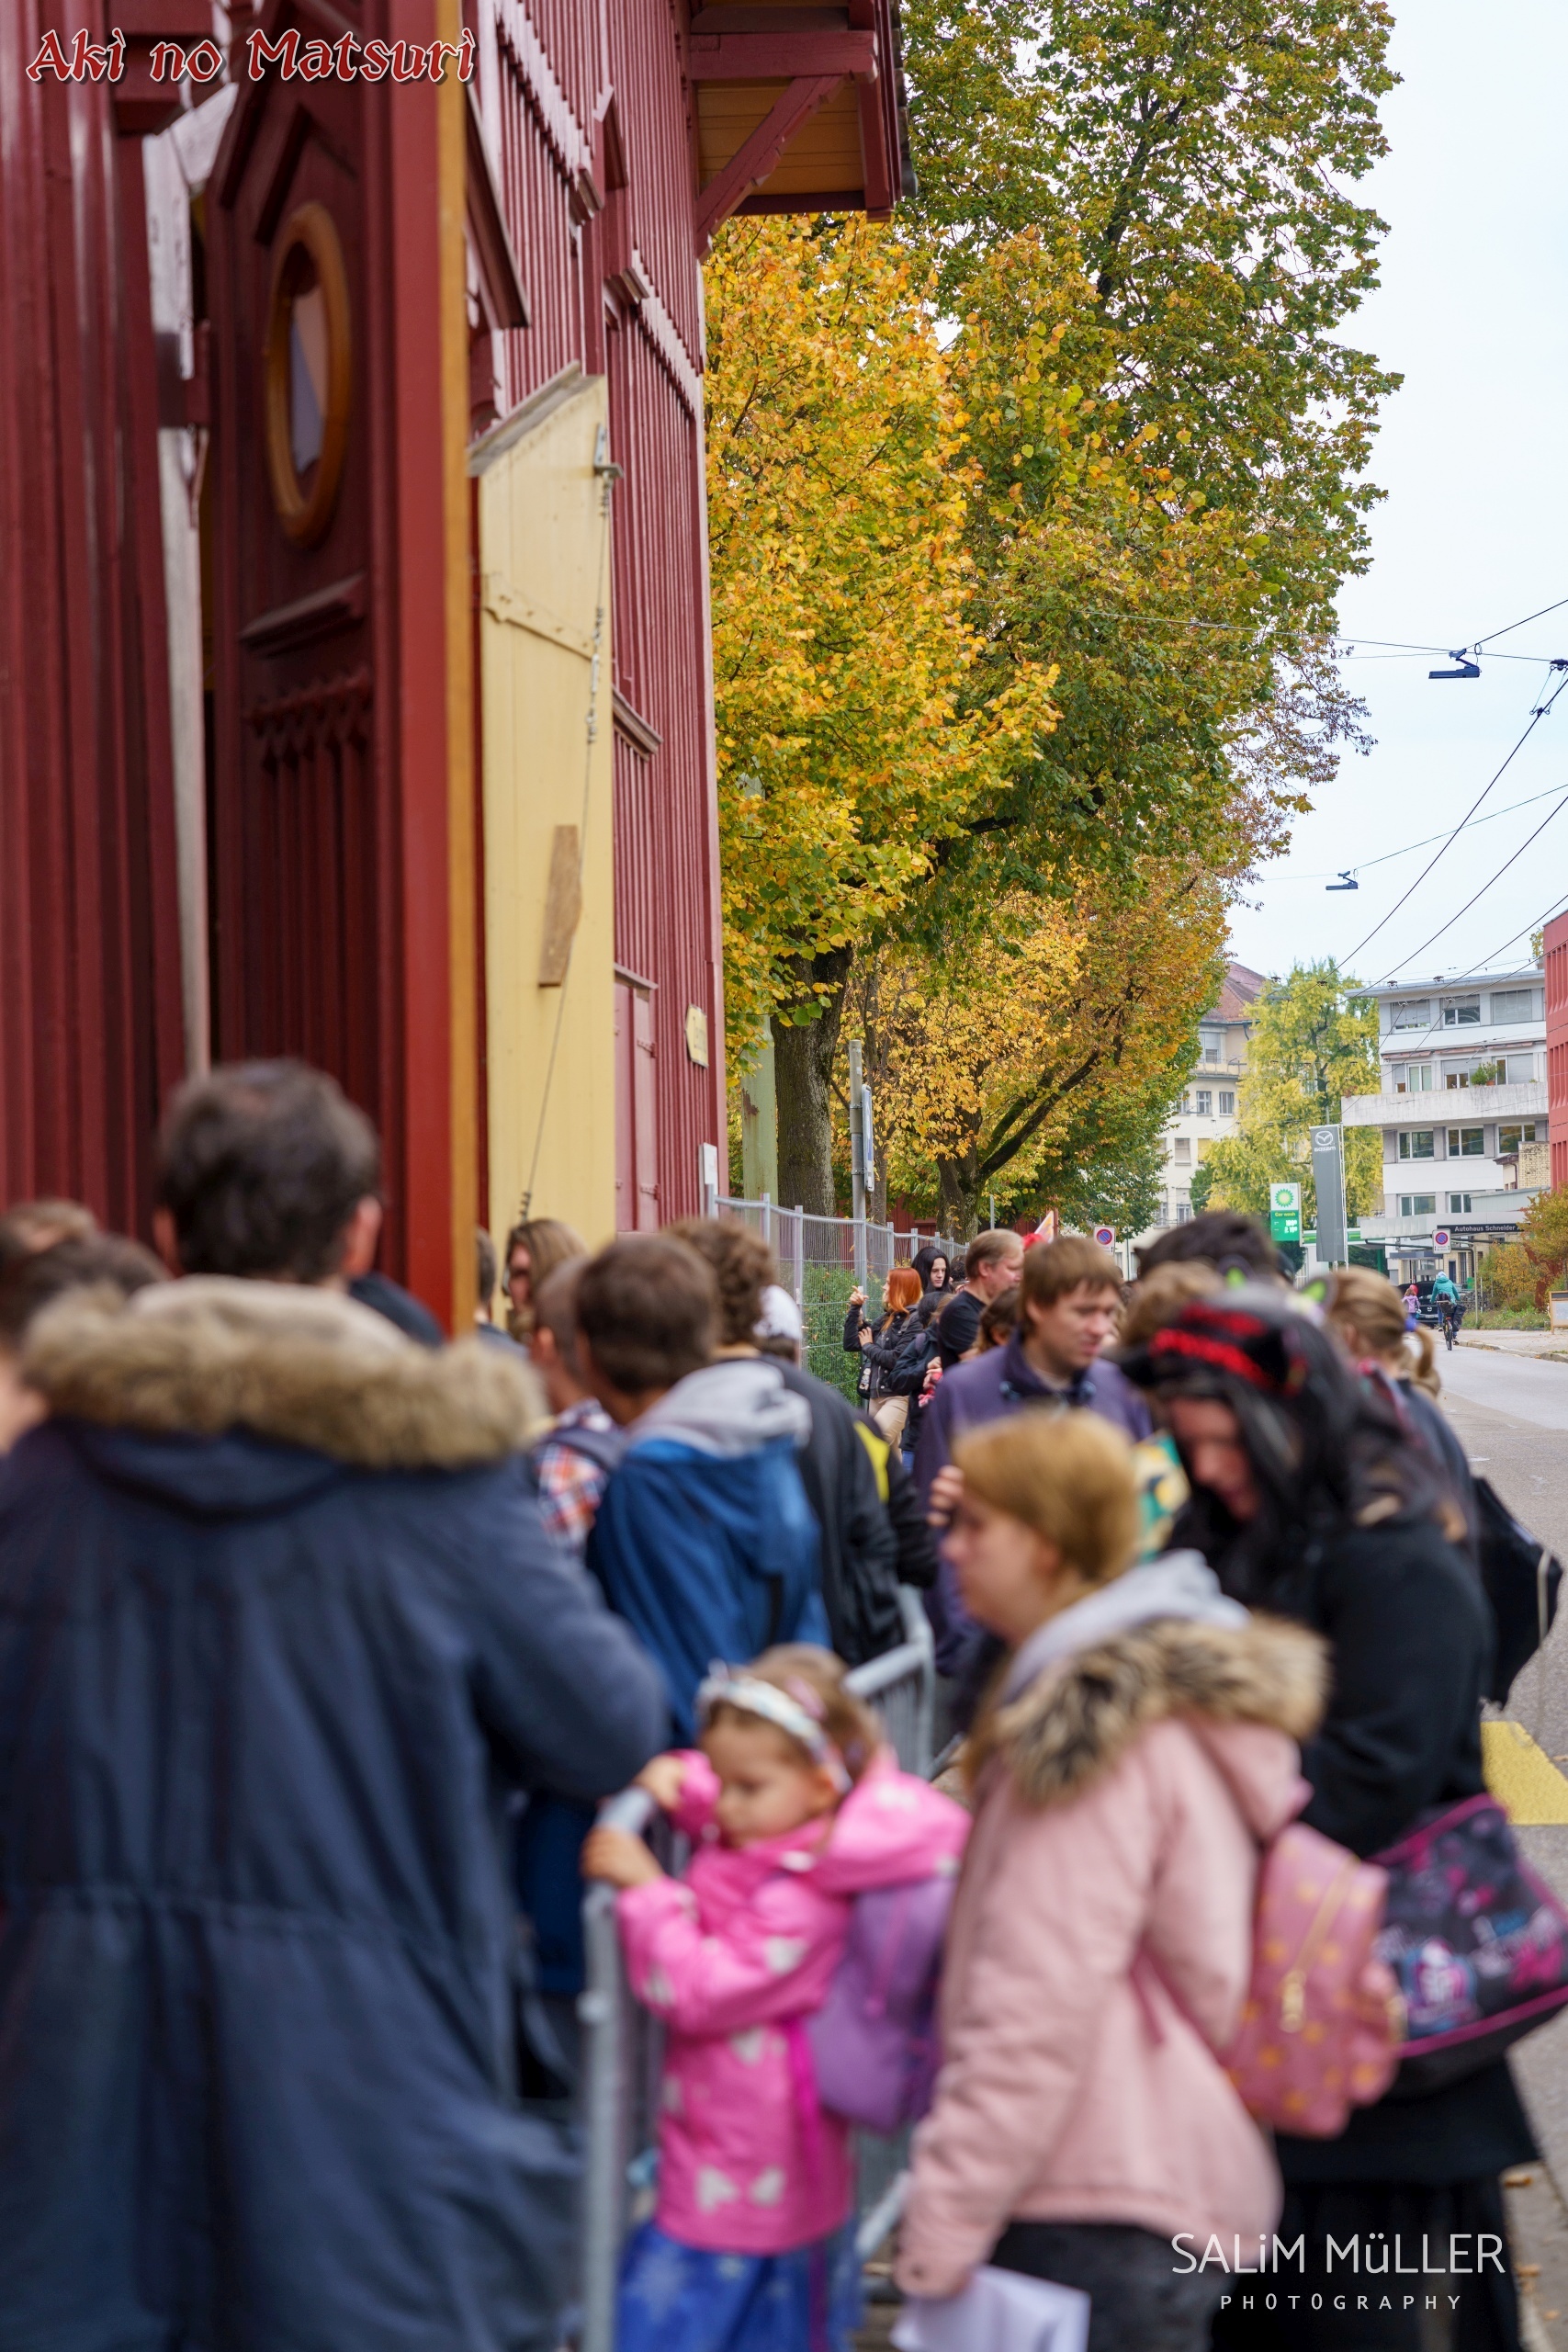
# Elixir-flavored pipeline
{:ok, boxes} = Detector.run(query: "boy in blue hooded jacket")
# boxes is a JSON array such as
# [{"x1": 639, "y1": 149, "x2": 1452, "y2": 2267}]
[{"x1": 577, "y1": 1232, "x2": 825, "y2": 1730}]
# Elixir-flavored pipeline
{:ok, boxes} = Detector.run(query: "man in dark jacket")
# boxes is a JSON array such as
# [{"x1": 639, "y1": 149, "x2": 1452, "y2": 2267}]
[
  {"x1": 928, "y1": 1226, "x2": 1025, "y2": 1368},
  {"x1": 916, "y1": 1233, "x2": 1151, "y2": 1672},
  {"x1": 0, "y1": 1060, "x2": 666, "y2": 2352}
]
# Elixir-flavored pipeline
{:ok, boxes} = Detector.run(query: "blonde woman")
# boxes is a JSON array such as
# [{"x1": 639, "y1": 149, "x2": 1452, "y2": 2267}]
[
  {"x1": 897, "y1": 1411, "x2": 1323, "y2": 2350},
  {"x1": 1325, "y1": 1266, "x2": 1477, "y2": 1555}
]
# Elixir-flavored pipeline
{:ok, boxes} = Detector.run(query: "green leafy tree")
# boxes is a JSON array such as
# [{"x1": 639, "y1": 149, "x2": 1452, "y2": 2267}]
[
  {"x1": 923, "y1": 239, "x2": 1365, "y2": 935},
  {"x1": 1201, "y1": 962, "x2": 1381, "y2": 1221},
  {"x1": 899, "y1": 0, "x2": 1399, "y2": 614}
]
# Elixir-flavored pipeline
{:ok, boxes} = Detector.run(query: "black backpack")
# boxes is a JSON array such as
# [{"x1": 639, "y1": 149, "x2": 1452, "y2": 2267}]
[{"x1": 1474, "y1": 1476, "x2": 1562, "y2": 1702}]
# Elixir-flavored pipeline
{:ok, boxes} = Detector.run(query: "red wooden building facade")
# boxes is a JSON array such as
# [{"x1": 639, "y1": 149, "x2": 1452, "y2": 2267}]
[{"x1": 1, "y1": 0, "x2": 908, "y2": 1321}]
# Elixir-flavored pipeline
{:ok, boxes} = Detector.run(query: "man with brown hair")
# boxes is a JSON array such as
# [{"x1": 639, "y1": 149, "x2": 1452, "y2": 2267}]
[
  {"x1": 0, "y1": 1059, "x2": 665, "y2": 2352},
  {"x1": 930, "y1": 1227, "x2": 1026, "y2": 1369},
  {"x1": 915, "y1": 1234, "x2": 1151, "y2": 1672}
]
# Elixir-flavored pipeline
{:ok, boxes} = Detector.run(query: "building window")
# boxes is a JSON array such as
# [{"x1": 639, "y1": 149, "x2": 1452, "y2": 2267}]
[
  {"x1": 1199, "y1": 1031, "x2": 1220, "y2": 1062},
  {"x1": 1195, "y1": 1138, "x2": 1212, "y2": 1162},
  {"x1": 1447, "y1": 1127, "x2": 1484, "y2": 1158},
  {"x1": 1179, "y1": 1091, "x2": 1192, "y2": 1114},
  {"x1": 1443, "y1": 1057, "x2": 1506, "y2": 1089},
  {"x1": 1441, "y1": 995, "x2": 1482, "y2": 1027},
  {"x1": 1195, "y1": 1089, "x2": 1213, "y2": 1115},
  {"x1": 1172, "y1": 1136, "x2": 1191, "y2": 1165},
  {"x1": 1398, "y1": 1130, "x2": 1435, "y2": 1160},
  {"x1": 1219, "y1": 1091, "x2": 1235, "y2": 1114},
  {"x1": 1389, "y1": 1061, "x2": 1433, "y2": 1093},
  {"x1": 1499, "y1": 1124, "x2": 1539, "y2": 1152},
  {"x1": 1490, "y1": 989, "x2": 1534, "y2": 1023},
  {"x1": 1390, "y1": 999, "x2": 1431, "y2": 1030},
  {"x1": 1506, "y1": 1054, "x2": 1537, "y2": 1085},
  {"x1": 1176, "y1": 1204, "x2": 1193, "y2": 1224},
  {"x1": 1399, "y1": 1193, "x2": 1438, "y2": 1217},
  {"x1": 1448, "y1": 1193, "x2": 1472, "y2": 1215}
]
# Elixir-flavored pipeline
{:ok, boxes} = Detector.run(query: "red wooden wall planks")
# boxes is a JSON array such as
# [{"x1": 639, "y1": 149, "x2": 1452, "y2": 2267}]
[
  {"x1": 0, "y1": 0, "x2": 186, "y2": 1231},
  {"x1": 479, "y1": 0, "x2": 725, "y2": 1226}
]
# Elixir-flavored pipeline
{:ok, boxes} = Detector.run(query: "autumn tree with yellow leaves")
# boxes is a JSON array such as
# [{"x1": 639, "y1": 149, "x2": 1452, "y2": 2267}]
[
  {"x1": 855, "y1": 867, "x2": 1227, "y2": 1234},
  {"x1": 705, "y1": 218, "x2": 1053, "y2": 1212}
]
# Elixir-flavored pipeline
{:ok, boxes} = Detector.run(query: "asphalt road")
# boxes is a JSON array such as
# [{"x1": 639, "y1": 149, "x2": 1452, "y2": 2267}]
[{"x1": 1438, "y1": 1346, "x2": 1568, "y2": 2345}]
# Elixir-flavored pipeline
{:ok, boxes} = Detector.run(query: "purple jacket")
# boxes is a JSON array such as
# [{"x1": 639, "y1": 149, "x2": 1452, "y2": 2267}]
[{"x1": 915, "y1": 1333, "x2": 1153, "y2": 1672}]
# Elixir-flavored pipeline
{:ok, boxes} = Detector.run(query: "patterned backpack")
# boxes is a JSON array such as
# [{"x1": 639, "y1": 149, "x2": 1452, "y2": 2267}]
[{"x1": 1371, "y1": 1793, "x2": 1568, "y2": 2094}]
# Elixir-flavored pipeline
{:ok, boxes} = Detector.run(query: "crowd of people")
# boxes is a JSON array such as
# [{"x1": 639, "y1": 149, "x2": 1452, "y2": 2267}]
[{"x1": 0, "y1": 1062, "x2": 1548, "y2": 2352}]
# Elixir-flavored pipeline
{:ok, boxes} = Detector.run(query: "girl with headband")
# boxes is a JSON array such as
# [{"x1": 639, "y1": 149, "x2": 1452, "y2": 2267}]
[{"x1": 583, "y1": 1644, "x2": 966, "y2": 2352}]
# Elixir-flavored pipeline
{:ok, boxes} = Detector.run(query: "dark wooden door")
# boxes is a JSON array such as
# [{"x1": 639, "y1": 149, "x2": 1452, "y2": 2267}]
[{"x1": 204, "y1": 3, "x2": 467, "y2": 1312}]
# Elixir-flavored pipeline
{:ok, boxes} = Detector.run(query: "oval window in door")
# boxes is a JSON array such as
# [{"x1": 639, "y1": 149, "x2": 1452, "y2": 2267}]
[{"x1": 264, "y1": 202, "x2": 351, "y2": 547}]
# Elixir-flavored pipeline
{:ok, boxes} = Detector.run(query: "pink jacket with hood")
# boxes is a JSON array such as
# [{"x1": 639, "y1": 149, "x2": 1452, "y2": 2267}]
[
  {"x1": 897, "y1": 1553, "x2": 1326, "y2": 2301},
  {"x1": 617, "y1": 1748, "x2": 969, "y2": 2254}
]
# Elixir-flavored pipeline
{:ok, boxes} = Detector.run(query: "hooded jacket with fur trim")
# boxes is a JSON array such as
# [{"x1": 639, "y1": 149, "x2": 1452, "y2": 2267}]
[
  {"x1": 0, "y1": 1278, "x2": 666, "y2": 2352},
  {"x1": 897, "y1": 1604, "x2": 1326, "y2": 2301}
]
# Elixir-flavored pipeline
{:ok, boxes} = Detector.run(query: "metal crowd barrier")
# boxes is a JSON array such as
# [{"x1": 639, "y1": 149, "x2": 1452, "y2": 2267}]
[{"x1": 576, "y1": 1591, "x2": 938, "y2": 2352}]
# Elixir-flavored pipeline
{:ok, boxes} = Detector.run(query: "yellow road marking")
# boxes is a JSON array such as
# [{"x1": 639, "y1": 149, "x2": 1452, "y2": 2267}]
[{"x1": 1481, "y1": 1722, "x2": 1568, "y2": 1826}]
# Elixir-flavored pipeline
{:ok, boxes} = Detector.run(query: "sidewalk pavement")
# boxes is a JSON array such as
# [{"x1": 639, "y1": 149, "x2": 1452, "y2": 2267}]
[{"x1": 1459, "y1": 1329, "x2": 1568, "y2": 1362}]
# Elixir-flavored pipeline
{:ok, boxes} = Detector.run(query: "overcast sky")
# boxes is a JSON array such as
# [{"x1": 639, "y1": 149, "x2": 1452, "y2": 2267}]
[{"x1": 1226, "y1": 0, "x2": 1568, "y2": 989}]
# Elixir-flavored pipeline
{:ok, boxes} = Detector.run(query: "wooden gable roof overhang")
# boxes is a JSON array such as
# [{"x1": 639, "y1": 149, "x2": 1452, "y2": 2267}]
[{"x1": 691, "y1": 1, "x2": 912, "y2": 257}]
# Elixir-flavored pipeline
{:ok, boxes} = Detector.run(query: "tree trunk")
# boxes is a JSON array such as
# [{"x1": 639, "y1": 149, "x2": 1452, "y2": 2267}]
[
  {"x1": 936, "y1": 1154, "x2": 979, "y2": 1241},
  {"x1": 772, "y1": 952, "x2": 852, "y2": 1215}
]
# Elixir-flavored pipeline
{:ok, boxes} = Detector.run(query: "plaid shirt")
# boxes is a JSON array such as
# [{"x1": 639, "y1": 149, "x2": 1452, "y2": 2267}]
[{"x1": 534, "y1": 1398, "x2": 616, "y2": 1553}]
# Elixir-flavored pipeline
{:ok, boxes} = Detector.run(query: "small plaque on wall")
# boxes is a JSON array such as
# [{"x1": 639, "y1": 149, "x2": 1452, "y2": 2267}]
[{"x1": 685, "y1": 1005, "x2": 709, "y2": 1067}]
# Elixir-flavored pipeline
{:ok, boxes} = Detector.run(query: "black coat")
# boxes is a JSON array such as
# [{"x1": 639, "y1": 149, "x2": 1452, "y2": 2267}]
[
  {"x1": 0, "y1": 1279, "x2": 667, "y2": 2352},
  {"x1": 1190, "y1": 1505, "x2": 1535, "y2": 2186},
  {"x1": 771, "y1": 1360, "x2": 904, "y2": 1664},
  {"x1": 932, "y1": 1285, "x2": 982, "y2": 1369},
  {"x1": 842, "y1": 1305, "x2": 920, "y2": 1403}
]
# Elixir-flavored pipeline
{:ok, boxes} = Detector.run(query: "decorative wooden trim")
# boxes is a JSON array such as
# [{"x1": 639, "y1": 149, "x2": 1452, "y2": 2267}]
[
  {"x1": 613, "y1": 687, "x2": 662, "y2": 757},
  {"x1": 496, "y1": 0, "x2": 592, "y2": 184},
  {"x1": 244, "y1": 665, "x2": 373, "y2": 756},
  {"x1": 240, "y1": 571, "x2": 366, "y2": 654},
  {"x1": 263, "y1": 201, "x2": 352, "y2": 548},
  {"x1": 615, "y1": 963, "x2": 659, "y2": 993},
  {"x1": 465, "y1": 86, "x2": 530, "y2": 331},
  {"x1": 468, "y1": 360, "x2": 590, "y2": 476},
  {"x1": 689, "y1": 29, "x2": 875, "y2": 78},
  {"x1": 629, "y1": 258, "x2": 705, "y2": 416},
  {"x1": 857, "y1": 71, "x2": 895, "y2": 210},
  {"x1": 737, "y1": 187, "x2": 865, "y2": 216},
  {"x1": 694, "y1": 74, "x2": 843, "y2": 255}
]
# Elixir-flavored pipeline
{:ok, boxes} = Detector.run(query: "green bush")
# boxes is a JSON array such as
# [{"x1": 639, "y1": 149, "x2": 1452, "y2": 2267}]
[{"x1": 802, "y1": 1261, "x2": 880, "y2": 1403}]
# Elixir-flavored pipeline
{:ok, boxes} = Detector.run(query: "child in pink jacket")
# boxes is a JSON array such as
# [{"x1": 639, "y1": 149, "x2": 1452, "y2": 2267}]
[
  {"x1": 584, "y1": 1643, "x2": 968, "y2": 2352},
  {"x1": 898, "y1": 1411, "x2": 1325, "y2": 2352}
]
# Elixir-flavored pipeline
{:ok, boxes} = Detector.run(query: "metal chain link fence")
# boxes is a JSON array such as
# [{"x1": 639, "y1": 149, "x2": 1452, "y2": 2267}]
[{"x1": 716, "y1": 1197, "x2": 964, "y2": 1403}]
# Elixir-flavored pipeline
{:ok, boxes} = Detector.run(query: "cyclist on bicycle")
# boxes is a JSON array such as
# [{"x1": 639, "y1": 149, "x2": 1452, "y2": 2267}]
[{"x1": 1430, "y1": 1270, "x2": 1462, "y2": 1348}]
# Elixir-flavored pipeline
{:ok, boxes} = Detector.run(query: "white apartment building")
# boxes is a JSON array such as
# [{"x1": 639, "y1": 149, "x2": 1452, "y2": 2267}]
[
  {"x1": 1345, "y1": 965, "x2": 1547, "y2": 1286},
  {"x1": 1139, "y1": 962, "x2": 1265, "y2": 1242}
]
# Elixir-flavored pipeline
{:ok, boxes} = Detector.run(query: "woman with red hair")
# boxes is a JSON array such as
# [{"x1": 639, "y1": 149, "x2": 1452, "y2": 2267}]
[{"x1": 844, "y1": 1263, "x2": 923, "y2": 1440}]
